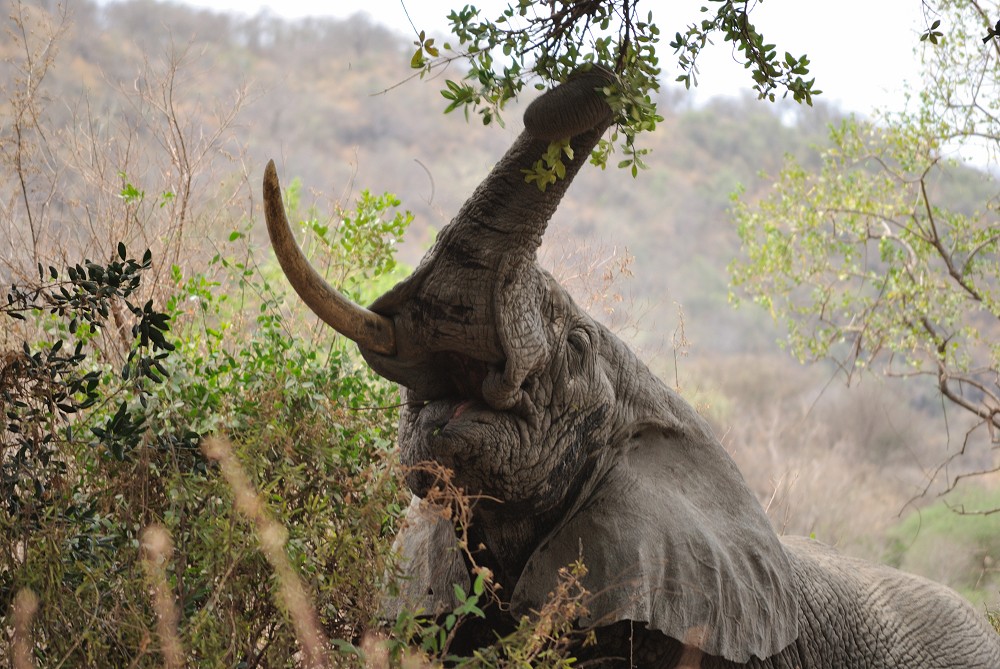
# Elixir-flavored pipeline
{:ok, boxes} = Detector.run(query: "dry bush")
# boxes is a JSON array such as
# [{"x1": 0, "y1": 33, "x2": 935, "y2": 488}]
[
  {"x1": 1, "y1": 0, "x2": 250, "y2": 343},
  {"x1": 540, "y1": 232, "x2": 636, "y2": 333},
  {"x1": 726, "y1": 397, "x2": 908, "y2": 557},
  {"x1": 701, "y1": 352, "x2": 1000, "y2": 611},
  {"x1": 539, "y1": 229, "x2": 669, "y2": 370}
]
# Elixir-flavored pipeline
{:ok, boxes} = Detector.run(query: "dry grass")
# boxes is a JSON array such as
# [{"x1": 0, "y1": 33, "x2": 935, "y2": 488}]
[{"x1": 140, "y1": 526, "x2": 185, "y2": 669}]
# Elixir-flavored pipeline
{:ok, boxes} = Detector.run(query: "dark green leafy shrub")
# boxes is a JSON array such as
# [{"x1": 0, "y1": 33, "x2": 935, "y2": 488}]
[
  {"x1": 0, "y1": 189, "x2": 410, "y2": 665},
  {"x1": 2, "y1": 245, "x2": 172, "y2": 512}
]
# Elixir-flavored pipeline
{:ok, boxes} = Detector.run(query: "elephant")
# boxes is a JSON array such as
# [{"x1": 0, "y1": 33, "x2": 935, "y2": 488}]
[{"x1": 261, "y1": 66, "x2": 1000, "y2": 667}]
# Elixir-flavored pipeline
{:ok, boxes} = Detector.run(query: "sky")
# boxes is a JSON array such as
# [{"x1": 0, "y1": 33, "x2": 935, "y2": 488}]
[{"x1": 175, "y1": 0, "x2": 930, "y2": 116}]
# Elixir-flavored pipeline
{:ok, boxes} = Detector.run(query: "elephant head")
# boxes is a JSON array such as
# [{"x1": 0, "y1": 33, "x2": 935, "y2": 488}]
[{"x1": 261, "y1": 69, "x2": 1000, "y2": 666}]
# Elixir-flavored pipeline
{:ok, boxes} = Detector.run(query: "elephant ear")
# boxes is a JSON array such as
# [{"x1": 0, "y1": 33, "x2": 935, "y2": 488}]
[
  {"x1": 510, "y1": 424, "x2": 799, "y2": 663},
  {"x1": 382, "y1": 496, "x2": 470, "y2": 621}
]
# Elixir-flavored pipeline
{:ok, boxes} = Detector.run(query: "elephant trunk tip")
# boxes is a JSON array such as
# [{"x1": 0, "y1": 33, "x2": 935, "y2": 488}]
[{"x1": 523, "y1": 65, "x2": 616, "y2": 142}]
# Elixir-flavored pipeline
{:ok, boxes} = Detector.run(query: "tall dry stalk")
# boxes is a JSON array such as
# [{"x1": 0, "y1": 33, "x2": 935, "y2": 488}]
[
  {"x1": 140, "y1": 525, "x2": 185, "y2": 669},
  {"x1": 11, "y1": 588, "x2": 39, "y2": 669},
  {"x1": 201, "y1": 437, "x2": 332, "y2": 669}
]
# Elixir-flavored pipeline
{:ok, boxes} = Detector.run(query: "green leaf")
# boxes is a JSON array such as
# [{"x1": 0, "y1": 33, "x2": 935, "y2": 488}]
[
  {"x1": 452, "y1": 583, "x2": 467, "y2": 603},
  {"x1": 410, "y1": 48, "x2": 424, "y2": 69}
]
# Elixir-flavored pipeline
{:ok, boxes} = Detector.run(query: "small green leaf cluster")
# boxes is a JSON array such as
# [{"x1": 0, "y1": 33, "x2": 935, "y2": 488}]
[
  {"x1": 118, "y1": 170, "x2": 175, "y2": 208},
  {"x1": 597, "y1": 58, "x2": 662, "y2": 176},
  {"x1": 411, "y1": 29, "x2": 441, "y2": 68},
  {"x1": 921, "y1": 19, "x2": 944, "y2": 44},
  {"x1": 670, "y1": 0, "x2": 820, "y2": 104},
  {"x1": 461, "y1": 561, "x2": 589, "y2": 668},
  {"x1": 418, "y1": 1, "x2": 662, "y2": 172},
  {"x1": 379, "y1": 561, "x2": 589, "y2": 667},
  {"x1": 522, "y1": 138, "x2": 574, "y2": 191},
  {"x1": 387, "y1": 573, "x2": 488, "y2": 662}
]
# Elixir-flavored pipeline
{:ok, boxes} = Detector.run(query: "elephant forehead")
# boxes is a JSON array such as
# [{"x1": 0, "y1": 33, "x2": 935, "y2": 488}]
[
  {"x1": 392, "y1": 256, "x2": 550, "y2": 362},
  {"x1": 399, "y1": 295, "x2": 501, "y2": 359}
]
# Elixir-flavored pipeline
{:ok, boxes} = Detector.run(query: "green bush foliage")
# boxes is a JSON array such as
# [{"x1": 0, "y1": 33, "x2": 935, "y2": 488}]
[
  {"x1": 0, "y1": 165, "x2": 588, "y2": 666},
  {"x1": 0, "y1": 196, "x2": 408, "y2": 666}
]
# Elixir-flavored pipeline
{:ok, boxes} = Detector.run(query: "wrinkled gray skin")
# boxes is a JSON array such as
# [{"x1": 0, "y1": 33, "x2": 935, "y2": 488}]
[{"x1": 263, "y1": 67, "x2": 1000, "y2": 667}]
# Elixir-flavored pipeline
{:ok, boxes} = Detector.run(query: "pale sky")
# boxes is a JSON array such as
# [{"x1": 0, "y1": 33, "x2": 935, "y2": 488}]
[{"x1": 176, "y1": 0, "x2": 929, "y2": 115}]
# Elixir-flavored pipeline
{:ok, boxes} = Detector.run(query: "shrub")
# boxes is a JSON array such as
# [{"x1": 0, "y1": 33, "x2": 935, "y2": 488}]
[{"x1": 0, "y1": 194, "x2": 410, "y2": 666}]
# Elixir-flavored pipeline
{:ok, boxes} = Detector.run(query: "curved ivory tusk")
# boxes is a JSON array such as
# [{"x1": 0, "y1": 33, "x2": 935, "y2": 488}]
[{"x1": 262, "y1": 160, "x2": 397, "y2": 356}]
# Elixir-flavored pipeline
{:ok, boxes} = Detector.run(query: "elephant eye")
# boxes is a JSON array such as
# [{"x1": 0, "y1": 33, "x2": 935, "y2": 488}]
[{"x1": 567, "y1": 329, "x2": 588, "y2": 360}]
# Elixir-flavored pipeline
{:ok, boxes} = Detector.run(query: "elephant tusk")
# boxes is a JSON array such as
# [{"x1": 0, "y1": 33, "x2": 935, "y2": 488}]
[{"x1": 262, "y1": 160, "x2": 397, "y2": 356}]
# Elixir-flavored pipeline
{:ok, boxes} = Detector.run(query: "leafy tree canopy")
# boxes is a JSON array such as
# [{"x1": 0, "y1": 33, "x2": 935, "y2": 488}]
[
  {"x1": 730, "y1": 0, "x2": 1000, "y2": 478},
  {"x1": 408, "y1": 0, "x2": 824, "y2": 175}
]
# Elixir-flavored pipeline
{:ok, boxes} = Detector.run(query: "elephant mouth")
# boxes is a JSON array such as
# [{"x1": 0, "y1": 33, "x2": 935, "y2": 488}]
[
  {"x1": 410, "y1": 350, "x2": 524, "y2": 405},
  {"x1": 399, "y1": 350, "x2": 551, "y2": 505},
  {"x1": 440, "y1": 351, "x2": 491, "y2": 405},
  {"x1": 404, "y1": 350, "x2": 530, "y2": 438},
  {"x1": 451, "y1": 399, "x2": 473, "y2": 420},
  {"x1": 414, "y1": 397, "x2": 485, "y2": 433},
  {"x1": 407, "y1": 352, "x2": 495, "y2": 427}
]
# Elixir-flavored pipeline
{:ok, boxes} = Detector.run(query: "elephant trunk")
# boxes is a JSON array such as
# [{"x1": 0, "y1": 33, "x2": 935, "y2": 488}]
[{"x1": 363, "y1": 66, "x2": 617, "y2": 408}]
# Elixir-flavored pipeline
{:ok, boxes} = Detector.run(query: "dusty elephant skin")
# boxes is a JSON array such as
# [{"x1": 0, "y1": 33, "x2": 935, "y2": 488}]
[{"x1": 263, "y1": 68, "x2": 1000, "y2": 667}]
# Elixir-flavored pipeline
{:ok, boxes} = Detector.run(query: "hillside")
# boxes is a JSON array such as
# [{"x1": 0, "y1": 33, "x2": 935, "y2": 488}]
[{"x1": 3, "y1": 0, "x2": 998, "y2": 610}]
